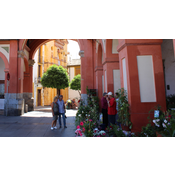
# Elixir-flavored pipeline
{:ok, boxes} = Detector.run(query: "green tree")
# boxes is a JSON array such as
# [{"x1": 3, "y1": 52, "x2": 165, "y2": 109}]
[
  {"x1": 70, "y1": 74, "x2": 81, "y2": 96},
  {"x1": 41, "y1": 65, "x2": 69, "y2": 95}
]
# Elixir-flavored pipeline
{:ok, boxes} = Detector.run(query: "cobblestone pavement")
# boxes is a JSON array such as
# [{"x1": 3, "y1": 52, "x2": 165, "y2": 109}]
[{"x1": 0, "y1": 106, "x2": 77, "y2": 137}]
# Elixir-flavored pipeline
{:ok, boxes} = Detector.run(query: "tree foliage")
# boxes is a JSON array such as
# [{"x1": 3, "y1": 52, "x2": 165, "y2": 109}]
[
  {"x1": 70, "y1": 74, "x2": 81, "y2": 95},
  {"x1": 41, "y1": 65, "x2": 69, "y2": 89}
]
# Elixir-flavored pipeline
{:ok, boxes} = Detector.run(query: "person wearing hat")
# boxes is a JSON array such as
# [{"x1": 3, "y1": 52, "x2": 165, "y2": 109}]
[
  {"x1": 106, "y1": 92, "x2": 117, "y2": 126},
  {"x1": 101, "y1": 92, "x2": 108, "y2": 128}
]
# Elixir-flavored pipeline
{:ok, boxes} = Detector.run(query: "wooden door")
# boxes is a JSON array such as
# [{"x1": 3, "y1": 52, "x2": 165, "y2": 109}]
[{"x1": 38, "y1": 89, "x2": 41, "y2": 106}]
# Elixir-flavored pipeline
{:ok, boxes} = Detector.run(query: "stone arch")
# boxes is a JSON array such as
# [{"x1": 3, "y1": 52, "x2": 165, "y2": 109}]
[{"x1": 19, "y1": 39, "x2": 85, "y2": 60}]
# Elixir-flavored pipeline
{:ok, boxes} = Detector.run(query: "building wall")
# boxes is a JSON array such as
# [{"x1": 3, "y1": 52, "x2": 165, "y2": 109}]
[
  {"x1": 33, "y1": 40, "x2": 69, "y2": 106},
  {"x1": 68, "y1": 66, "x2": 81, "y2": 101},
  {"x1": 161, "y1": 39, "x2": 175, "y2": 96}
]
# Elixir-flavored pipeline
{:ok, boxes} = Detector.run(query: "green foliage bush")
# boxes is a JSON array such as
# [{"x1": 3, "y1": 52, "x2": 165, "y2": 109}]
[
  {"x1": 116, "y1": 88, "x2": 132, "y2": 129},
  {"x1": 41, "y1": 65, "x2": 69, "y2": 89}
]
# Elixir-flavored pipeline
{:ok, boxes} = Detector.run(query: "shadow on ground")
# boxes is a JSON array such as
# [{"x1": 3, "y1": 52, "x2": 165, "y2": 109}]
[{"x1": 0, "y1": 108, "x2": 77, "y2": 137}]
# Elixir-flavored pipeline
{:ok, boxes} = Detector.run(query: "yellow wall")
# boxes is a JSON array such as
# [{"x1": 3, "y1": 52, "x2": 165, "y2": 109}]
[{"x1": 35, "y1": 40, "x2": 69, "y2": 106}]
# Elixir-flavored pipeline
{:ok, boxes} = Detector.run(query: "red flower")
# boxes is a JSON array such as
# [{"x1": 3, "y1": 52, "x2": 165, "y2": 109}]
[
  {"x1": 89, "y1": 119, "x2": 92, "y2": 122},
  {"x1": 110, "y1": 126, "x2": 113, "y2": 129},
  {"x1": 82, "y1": 128, "x2": 85, "y2": 132},
  {"x1": 77, "y1": 125, "x2": 80, "y2": 129},
  {"x1": 168, "y1": 115, "x2": 171, "y2": 118},
  {"x1": 80, "y1": 122, "x2": 84, "y2": 126}
]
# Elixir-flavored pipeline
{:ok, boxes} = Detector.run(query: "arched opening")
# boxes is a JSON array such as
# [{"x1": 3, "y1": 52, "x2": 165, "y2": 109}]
[
  {"x1": 0, "y1": 57, "x2": 5, "y2": 114},
  {"x1": 20, "y1": 39, "x2": 82, "y2": 111},
  {"x1": 27, "y1": 39, "x2": 81, "y2": 108},
  {"x1": 67, "y1": 40, "x2": 81, "y2": 106}
]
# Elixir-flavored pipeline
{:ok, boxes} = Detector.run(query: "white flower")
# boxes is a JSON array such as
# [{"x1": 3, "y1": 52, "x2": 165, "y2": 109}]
[
  {"x1": 98, "y1": 130, "x2": 106, "y2": 135},
  {"x1": 94, "y1": 128, "x2": 98, "y2": 131},
  {"x1": 78, "y1": 114, "x2": 81, "y2": 117},
  {"x1": 155, "y1": 123, "x2": 160, "y2": 127},
  {"x1": 153, "y1": 119, "x2": 160, "y2": 123},
  {"x1": 123, "y1": 131, "x2": 128, "y2": 136},
  {"x1": 162, "y1": 123, "x2": 167, "y2": 128},
  {"x1": 164, "y1": 120, "x2": 167, "y2": 123}
]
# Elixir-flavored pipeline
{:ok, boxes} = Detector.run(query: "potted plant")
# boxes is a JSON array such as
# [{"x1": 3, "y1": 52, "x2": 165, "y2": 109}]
[{"x1": 116, "y1": 88, "x2": 132, "y2": 130}]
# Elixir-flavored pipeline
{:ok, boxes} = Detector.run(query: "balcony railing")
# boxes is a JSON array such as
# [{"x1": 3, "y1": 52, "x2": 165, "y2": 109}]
[{"x1": 34, "y1": 77, "x2": 42, "y2": 84}]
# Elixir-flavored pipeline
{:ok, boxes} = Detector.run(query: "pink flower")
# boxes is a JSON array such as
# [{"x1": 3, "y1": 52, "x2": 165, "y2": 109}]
[
  {"x1": 82, "y1": 128, "x2": 85, "y2": 132},
  {"x1": 77, "y1": 125, "x2": 80, "y2": 129},
  {"x1": 80, "y1": 133, "x2": 83, "y2": 136},
  {"x1": 89, "y1": 119, "x2": 92, "y2": 122},
  {"x1": 102, "y1": 133, "x2": 106, "y2": 136},
  {"x1": 80, "y1": 122, "x2": 84, "y2": 126}
]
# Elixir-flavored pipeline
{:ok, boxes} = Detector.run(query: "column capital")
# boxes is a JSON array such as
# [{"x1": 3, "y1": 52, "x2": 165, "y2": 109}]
[
  {"x1": 79, "y1": 50, "x2": 84, "y2": 57},
  {"x1": 117, "y1": 39, "x2": 163, "y2": 52},
  {"x1": 28, "y1": 59, "x2": 35, "y2": 67},
  {"x1": 17, "y1": 50, "x2": 25, "y2": 58}
]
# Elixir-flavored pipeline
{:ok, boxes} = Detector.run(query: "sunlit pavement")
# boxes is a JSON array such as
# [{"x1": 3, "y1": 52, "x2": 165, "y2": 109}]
[{"x1": 0, "y1": 107, "x2": 78, "y2": 137}]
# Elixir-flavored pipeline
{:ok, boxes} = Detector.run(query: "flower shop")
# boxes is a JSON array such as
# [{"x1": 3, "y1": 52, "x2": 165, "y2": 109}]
[{"x1": 75, "y1": 87, "x2": 175, "y2": 137}]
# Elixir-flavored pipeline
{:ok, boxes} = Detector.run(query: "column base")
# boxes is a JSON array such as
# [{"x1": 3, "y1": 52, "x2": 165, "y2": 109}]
[
  {"x1": 130, "y1": 113, "x2": 154, "y2": 133},
  {"x1": 23, "y1": 93, "x2": 34, "y2": 112},
  {"x1": 4, "y1": 93, "x2": 24, "y2": 116}
]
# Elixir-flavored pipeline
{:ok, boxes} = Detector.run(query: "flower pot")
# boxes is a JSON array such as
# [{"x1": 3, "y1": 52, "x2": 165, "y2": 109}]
[
  {"x1": 121, "y1": 125, "x2": 130, "y2": 131},
  {"x1": 156, "y1": 132, "x2": 162, "y2": 137}
]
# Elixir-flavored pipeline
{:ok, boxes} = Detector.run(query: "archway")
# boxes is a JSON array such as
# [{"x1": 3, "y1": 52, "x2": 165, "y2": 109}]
[
  {"x1": 0, "y1": 54, "x2": 8, "y2": 114},
  {"x1": 21, "y1": 39, "x2": 83, "y2": 109}
]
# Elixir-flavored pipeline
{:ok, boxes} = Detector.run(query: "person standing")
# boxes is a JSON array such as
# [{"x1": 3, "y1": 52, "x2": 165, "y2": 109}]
[
  {"x1": 106, "y1": 92, "x2": 117, "y2": 126},
  {"x1": 101, "y1": 92, "x2": 108, "y2": 128},
  {"x1": 115, "y1": 92, "x2": 121, "y2": 128},
  {"x1": 57, "y1": 95, "x2": 67, "y2": 128},
  {"x1": 51, "y1": 96, "x2": 59, "y2": 130}
]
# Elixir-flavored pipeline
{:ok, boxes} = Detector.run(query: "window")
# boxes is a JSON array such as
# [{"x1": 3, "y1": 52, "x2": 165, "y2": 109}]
[
  {"x1": 51, "y1": 46, "x2": 53, "y2": 58},
  {"x1": 38, "y1": 48, "x2": 41, "y2": 63},
  {"x1": 75, "y1": 67, "x2": 80, "y2": 76},
  {"x1": 38, "y1": 65, "x2": 41, "y2": 77}
]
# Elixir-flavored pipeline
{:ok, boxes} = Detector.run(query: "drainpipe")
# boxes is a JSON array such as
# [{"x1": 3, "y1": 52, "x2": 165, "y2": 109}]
[
  {"x1": 92, "y1": 39, "x2": 95, "y2": 89},
  {"x1": 17, "y1": 39, "x2": 19, "y2": 95}
]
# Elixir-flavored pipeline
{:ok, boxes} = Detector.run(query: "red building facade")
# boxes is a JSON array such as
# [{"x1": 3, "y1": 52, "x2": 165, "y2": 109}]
[{"x1": 0, "y1": 39, "x2": 174, "y2": 132}]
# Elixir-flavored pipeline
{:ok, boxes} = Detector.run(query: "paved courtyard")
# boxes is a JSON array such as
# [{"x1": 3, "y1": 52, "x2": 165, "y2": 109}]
[{"x1": 0, "y1": 107, "x2": 77, "y2": 137}]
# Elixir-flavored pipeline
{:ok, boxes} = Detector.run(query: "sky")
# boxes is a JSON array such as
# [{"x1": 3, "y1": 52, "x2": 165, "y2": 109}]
[{"x1": 67, "y1": 40, "x2": 80, "y2": 60}]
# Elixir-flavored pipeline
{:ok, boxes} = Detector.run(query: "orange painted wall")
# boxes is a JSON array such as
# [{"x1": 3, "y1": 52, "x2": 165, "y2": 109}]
[{"x1": 9, "y1": 40, "x2": 18, "y2": 93}]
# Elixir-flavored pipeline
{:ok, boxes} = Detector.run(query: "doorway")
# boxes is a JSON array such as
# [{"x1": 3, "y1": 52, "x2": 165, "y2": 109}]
[{"x1": 38, "y1": 89, "x2": 41, "y2": 106}]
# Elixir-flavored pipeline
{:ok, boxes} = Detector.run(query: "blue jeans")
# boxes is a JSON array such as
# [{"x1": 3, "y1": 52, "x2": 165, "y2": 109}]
[
  {"x1": 108, "y1": 115, "x2": 115, "y2": 126},
  {"x1": 115, "y1": 113, "x2": 121, "y2": 128},
  {"x1": 59, "y1": 113, "x2": 66, "y2": 127}
]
